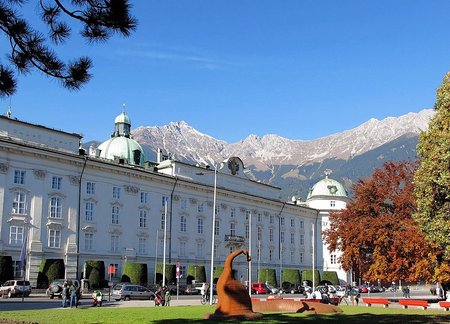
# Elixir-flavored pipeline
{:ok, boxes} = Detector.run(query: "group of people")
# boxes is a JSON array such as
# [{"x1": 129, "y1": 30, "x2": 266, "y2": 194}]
[
  {"x1": 155, "y1": 285, "x2": 171, "y2": 306},
  {"x1": 61, "y1": 281, "x2": 80, "y2": 308}
]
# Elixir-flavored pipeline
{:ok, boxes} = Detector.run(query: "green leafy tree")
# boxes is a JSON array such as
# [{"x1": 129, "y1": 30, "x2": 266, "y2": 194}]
[
  {"x1": 0, "y1": 0, "x2": 137, "y2": 96},
  {"x1": 414, "y1": 72, "x2": 450, "y2": 282}
]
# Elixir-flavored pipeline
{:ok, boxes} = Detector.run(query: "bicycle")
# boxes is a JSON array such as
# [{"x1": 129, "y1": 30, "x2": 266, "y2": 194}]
[{"x1": 200, "y1": 293, "x2": 217, "y2": 305}]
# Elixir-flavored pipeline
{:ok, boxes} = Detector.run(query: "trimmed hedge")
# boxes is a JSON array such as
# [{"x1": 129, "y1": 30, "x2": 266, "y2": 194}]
[
  {"x1": 85, "y1": 260, "x2": 105, "y2": 289},
  {"x1": 282, "y1": 268, "x2": 300, "y2": 284},
  {"x1": 37, "y1": 259, "x2": 64, "y2": 288},
  {"x1": 259, "y1": 268, "x2": 277, "y2": 286},
  {"x1": 0, "y1": 256, "x2": 14, "y2": 284},
  {"x1": 321, "y1": 271, "x2": 339, "y2": 285},
  {"x1": 213, "y1": 266, "x2": 224, "y2": 284},
  {"x1": 156, "y1": 263, "x2": 175, "y2": 285},
  {"x1": 187, "y1": 265, "x2": 206, "y2": 284},
  {"x1": 301, "y1": 269, "x2": 321, "y2": 286},
  {"x1": 122, "y1": 262, "x2": 147, "y2": 286}
]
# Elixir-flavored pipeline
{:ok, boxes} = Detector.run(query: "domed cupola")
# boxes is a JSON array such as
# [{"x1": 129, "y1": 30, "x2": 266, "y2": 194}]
[
  {"x1": 97, "y1": 111, "x2": 145, "y2": 167},
  {"x1": 306, "y1": 174, "x2": 348, "y2": 200}
]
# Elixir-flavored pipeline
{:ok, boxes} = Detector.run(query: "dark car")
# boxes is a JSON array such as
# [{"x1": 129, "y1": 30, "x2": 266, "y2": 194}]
[
  {"x1": 281, "y1": 282, "x2": 299, "y2": 294},
  {"x1": 46, "y1": 279, "x2": 81, "y2": 300}
]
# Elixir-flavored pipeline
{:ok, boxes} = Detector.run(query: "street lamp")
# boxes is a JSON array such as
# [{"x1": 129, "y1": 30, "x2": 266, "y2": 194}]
[{"x1": 196, "y1": 164, "x2": 218, "y2": 305}]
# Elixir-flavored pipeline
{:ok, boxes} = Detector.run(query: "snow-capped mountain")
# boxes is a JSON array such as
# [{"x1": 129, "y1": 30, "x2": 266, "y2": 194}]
[{"x1": 131, "y1": 109, "x2": 433, "y2": 199}]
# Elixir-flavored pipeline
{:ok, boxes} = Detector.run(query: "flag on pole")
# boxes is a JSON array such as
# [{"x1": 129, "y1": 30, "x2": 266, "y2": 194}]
[{"x1": 19, "y1": 233, "x2": 28, "y2": 273}]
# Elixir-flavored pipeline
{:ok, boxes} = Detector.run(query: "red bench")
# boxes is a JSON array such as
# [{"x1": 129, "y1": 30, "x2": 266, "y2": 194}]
[
  {"x1": 398, "y1": 299, "x2": 429, "y2": 310},
  {"x1": 439, "y1": 301, "x2": 450, "y2": 311},
  {"x1": 362, "y1": 298, "x2": 389, "y2": 308}
]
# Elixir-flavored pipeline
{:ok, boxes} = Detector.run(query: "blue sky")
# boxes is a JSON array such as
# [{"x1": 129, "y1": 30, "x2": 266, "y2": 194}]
[{"x1": 2, "y1": 1, "x2": 450, "y2": 143}]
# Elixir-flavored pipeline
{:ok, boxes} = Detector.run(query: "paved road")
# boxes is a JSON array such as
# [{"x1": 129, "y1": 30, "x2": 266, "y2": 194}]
[{"x1": 0, "y1": 287, "x2": 444, "y2": 312}]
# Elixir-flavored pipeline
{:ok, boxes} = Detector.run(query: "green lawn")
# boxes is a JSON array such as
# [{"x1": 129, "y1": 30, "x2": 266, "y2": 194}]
[{"x1": 1, "y1": 305, "x2": 450, "y2": 323}]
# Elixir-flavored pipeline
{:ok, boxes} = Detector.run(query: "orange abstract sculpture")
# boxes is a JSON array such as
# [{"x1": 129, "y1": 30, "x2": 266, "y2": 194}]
[{"x1": 205, "y1": 249, "x2": 263, "y2": 320}]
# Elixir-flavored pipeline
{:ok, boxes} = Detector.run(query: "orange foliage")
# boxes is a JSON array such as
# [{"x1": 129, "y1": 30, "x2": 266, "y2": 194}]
[{"x1": 323, "y1": 161, "x2": 435, "y2": 283}]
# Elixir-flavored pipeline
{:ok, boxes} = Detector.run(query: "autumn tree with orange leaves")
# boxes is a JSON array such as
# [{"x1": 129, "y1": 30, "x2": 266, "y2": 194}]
[{"x1": 323, "y1": 161, "x2": 436, "y2": 284}]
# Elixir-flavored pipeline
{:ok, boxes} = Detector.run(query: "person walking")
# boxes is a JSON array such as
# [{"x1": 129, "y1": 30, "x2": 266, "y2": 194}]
[
  {"x1": 164, "y1": 289, "x2": 171, "y2": 306},
  {"x1": 61, "y1": 283, "x2": 68, "y2": 308},
  {"x1": 69, "y1": 283, "x2": 78, "y2": 308}
]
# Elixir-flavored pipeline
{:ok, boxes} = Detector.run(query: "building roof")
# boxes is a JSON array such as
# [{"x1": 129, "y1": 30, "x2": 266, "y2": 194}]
[{"x1": 306, "y1": 175, "x2": 348, "y2": 200}]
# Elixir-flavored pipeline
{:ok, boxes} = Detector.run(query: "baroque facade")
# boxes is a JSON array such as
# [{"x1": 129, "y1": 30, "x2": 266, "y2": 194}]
[{"x1": 0, "y1": 112, "x2": 351, "y2": 287}]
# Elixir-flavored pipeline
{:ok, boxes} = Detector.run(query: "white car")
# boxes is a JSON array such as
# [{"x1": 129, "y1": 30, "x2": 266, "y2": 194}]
[{"x1": 0, "y1": 280, "x2": 31, "y2": 298}]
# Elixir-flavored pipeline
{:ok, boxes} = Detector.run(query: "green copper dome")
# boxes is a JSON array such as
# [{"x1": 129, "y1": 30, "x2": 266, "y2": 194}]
[
  {"x1": 98, "y1": 112, "x2": 145, "y2": 167},
  {"x1": 307, "y1": 176, "x2": 348, "y2": 200}
]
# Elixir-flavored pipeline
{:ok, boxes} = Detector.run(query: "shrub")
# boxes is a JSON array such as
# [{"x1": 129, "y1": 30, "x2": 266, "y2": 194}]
[
  {"x1": 187, "y1": 265, "x2": 206, "y2": 284},
  {"x1": 156, "y1": 264, "x2": 175, "y2": 285},
  {"x1": 213, "y1": 266, "x2": 224, "y2": 284},
  {"x1": 301, "y1": 269, "x2": 321, "y2": 286},
  {"x1": 122, "y1": 262, "x2": 148, "y2": 286},
  {"x1": 282, "y1": 269, "x2": 300, "y2": 284},
  {"x1": 259, "y1": 268, "x2": 277, "y2": 286},
  {"x1": 85, "y1": 260, "x2": 105, "y2": 289},
  {"x1": 0, "y1": 256, "x2": 14, "y2": 284},
  {"x1": 37, "y1": 259, "x2": 64, "y2": 288},
  {"x1": 321, "y1": 271, "x2": 339, "y2": 285}
]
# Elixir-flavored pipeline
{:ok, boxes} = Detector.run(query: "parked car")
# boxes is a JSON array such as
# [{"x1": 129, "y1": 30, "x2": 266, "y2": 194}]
[
  {"x1": 46, "y1": 279, "x2": 80, "y2": 299},
  {"x1": 251, "y1": 282, "x2": 268, "y2": 294},
  {"x1": 0, "y1": 280, "x2": 31, "y2": 298},
  {"x1": 112, "y1": 283, "x2": 155, "y2": 301},
  {"x1": 281, "y1": 282, "x2": 299, "y2": 294},
  {"x1": 184, "y1": 284, "x2": 200, "y2": 295}
]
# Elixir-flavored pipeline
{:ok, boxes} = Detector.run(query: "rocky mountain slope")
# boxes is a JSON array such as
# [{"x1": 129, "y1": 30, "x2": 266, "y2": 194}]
[{"x1": 130, "y1": 109, "x2": 433, "y2": 200}]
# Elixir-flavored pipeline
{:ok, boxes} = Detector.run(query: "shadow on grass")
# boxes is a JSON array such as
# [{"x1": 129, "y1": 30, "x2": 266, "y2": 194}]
[{"x1": 153, "y1": 312, "x2": 450, "y2": 324}]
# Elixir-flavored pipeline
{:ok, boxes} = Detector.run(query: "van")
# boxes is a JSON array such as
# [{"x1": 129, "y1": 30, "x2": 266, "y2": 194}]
[{"x1": 251, "y1": 282, "x2": 268, "y2": 294}]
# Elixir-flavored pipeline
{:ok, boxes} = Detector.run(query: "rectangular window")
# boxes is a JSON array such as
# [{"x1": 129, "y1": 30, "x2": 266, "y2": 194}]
[
  {"x1": 269, "y1": 228, "x2": 273, "y2": 242},
  {"x1": 197, "y1": 218, "x2": 203, "y2": 234},
  {"x1": 257, "y1": 227, "x2": 262, "y2": 241},
  {"x1": 161, "y1": 213, "x2": 165, "y2": 230},
  {"x1": 280, "y1": 231, "x2": 285, "y2": 243},
  {"x1": 51, "y1": 176, "x2": 62, "y2": 190},
  {"x1": 49, "y1": 197, "x2": 62, "y2": 218},
  {"x1": 214, "y1": 219, "x2": 220, "y2": 236},
  {"x1": 300, "y1": 234, "x2": 304, "y2": 245},
  {"x1": 12, "y1": 191, "x2": 26, "y2": 214},
  {"x1": 9, "y1": 226, "x2": 24, "y2": 245},
  {"x1": 330, "y1": 201, "x2": 336, "y2": 207},
  {"x1": 280, "y1": 217, "x2": 285, "y2": 226},
  {"x1": 181, "y1": 198, "x2": 187, "y2": 210},
  {"x1": 215, "y1": 204, "x2": 221, "y2": 216},
  {"x1": 269, "y1": 249, "x2": 273, "y2": 261},
  {"x1": 270, "y1": 215, "x2": 274, "y2": 224},
  {"x1": 140, "y1": 191, "x2": 149, "y2": 204},
  {"x1": 245, "y1": 224, "x2": 249, "y2": 239},
  {"x1": 300, "y1": 252, "x2": 304, "y2": 263},
  {"x1": 48, "y1": 229, "x2": 61, "y2": 248},
  {"x1": 84, "y1": 233, "x2": 93, "y2": 250},
  {"x1": 245, "y1": 210, "x2": 250, "y2": 220},
  {"x1": 13, "y1": 260, "x2": 21, "y2": 278},
  {"x1": 14, "y1": 169, "x2": 26, "y2": 185},
  {"x1": 86, "y1": 182, "x2": 96, "y2": 195},
  {"x1": 331, "y1": 254, "x2": 337, "y2": 264},
  {"x1": 230, "y1": 223, "x2": 236, "y2": 236},
  {"x1": 112, "y1": 206, "x2": 119, "y2": 224},
  {"x1": 198, "y1": 202, "x2": 204, "y2": 213},
  {"x1": 290, "y1": 251, "x2": 294, "y2": 263},
  {"x1": 290, "y1": 219, "x2": 294, "y2": 227},
  {"x1": 179, "y1": 241, "x2": 186, "y2": 257},
  {"x1": 231, "y1": 208, "x2": 236, "y2": 218},
  {"x1": 257, "y1": 213, "x2": 262, "y2": 222},
  {"x1": 300, "y1": 220, "x2": 304, "y2": 229},
  {"x1": 113, "y1": 186, "x2": 121, "y2": 199},
  {"x1": 139, "y1": 238, "x2": 146, "y2": 254},
  {"x1": 111, "y1": 234, "x2": 119, "y2": 252},
  {"x1": 180, "y1": 265, "x2": 186, "y2": 279},
  {"x1": 139, "y1": 210, "x2": 147, "y2": 228},
  {"x1": 290, "y1": 232, "x2": 295, "y2": 244},
  {"x1": 162, "y1": 196, "x2": 169, "y2": 207},
  {"x1": 197, "y1": 243, "x2": 203, "y2": 257},
  {"x1": 85, "y1": 202, "x2": 94, "y2": 221},
  {"x1": 180, "y1": 216, "x2": 187, "y2": 232}
]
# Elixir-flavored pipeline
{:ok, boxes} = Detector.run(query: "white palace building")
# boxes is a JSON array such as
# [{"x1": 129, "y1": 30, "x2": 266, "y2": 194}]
[{"x1": 0, "y1": 111, "x2": 351, "y2": 287}]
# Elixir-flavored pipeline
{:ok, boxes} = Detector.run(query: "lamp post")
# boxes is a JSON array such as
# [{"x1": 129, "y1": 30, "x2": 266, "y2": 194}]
[{"x1": 196, "y1": 164, "x2": 218, "y2": 306}]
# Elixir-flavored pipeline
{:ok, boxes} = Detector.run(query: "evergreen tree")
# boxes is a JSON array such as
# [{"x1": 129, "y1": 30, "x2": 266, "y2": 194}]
[
  {"x1": 414, "y1": 72, "x2": 450, "y2": 282},
  {"x1": 0, "y1": 0, "x2": 136, "y2": 96}
]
